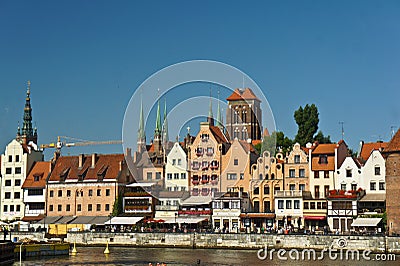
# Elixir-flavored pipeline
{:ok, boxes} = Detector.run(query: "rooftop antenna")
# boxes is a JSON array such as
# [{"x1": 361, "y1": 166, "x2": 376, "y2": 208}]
[{"x1": 339, "y1": 121, "x2": 344, "y2": 140}]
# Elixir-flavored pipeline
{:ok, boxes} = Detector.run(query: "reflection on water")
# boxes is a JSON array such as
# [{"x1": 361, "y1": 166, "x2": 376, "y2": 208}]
[{"x1": 16, "y1": 247, "x2": 398, "y2": 266}]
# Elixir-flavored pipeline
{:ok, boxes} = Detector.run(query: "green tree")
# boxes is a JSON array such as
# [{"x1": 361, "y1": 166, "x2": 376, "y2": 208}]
[
  {"x1": 259, "y1": 131, "x2": 293, "y2": 156},
  {"x1": 276, "y1": 131, "x2": 293, "y2": 155},
  {"x1": 294, "y1": 104, "x2": 319, "y2": 146},
  {"x1": 314, "y1": 130, "x2": 332, "y2": 144},
  {"x1": 112, "y1": 195, "x2": 123, "y2": 216}
]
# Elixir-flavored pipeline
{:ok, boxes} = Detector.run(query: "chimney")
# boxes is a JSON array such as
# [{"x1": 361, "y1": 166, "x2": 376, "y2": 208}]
[
  {"x1": 91, "y1": 153, "x2": 97, "y2": 168},
  {"x1": 78, "y1": 154, "x2": 84, "y2": 168}
]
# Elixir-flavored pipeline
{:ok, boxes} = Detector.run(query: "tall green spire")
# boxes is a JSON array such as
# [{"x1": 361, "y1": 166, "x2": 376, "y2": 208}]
[
  {"x1": 138, "y1": 97, "x2": 145, "y2": 142},
  {"x1": 162, "y1": 98, "x2": 169, "y2": 143},
  {"x1": 155, "y1": 99, "x2": 162, "y2": 137},
  {"x1": 207, "y1": 87, "x2": 214, "y2": 126}
]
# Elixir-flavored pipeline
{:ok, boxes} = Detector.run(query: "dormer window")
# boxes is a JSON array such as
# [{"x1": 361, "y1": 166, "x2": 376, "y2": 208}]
[
  {"x1": 319, "y1": 155, "x2": 328, "y2": 164},
  {"x1": 34, "y1": 175, "x2": 40, "y2": 182}
]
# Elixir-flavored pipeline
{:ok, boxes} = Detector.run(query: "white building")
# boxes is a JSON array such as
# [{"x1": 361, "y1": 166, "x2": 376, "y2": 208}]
[
  {"x1": 1, "y1": 140, "x2": 43, "y2": 221},
  {"x1": 274, "y1": 190, "x2": 307, "y2": 229},
  {"x1": 165, "y1": 142, "x2": 188, "y2": 192},
  {"x1": 336, "y1": 157, "x2": 361, "y2": 192},
  {"x1": 0, "y1": 82, "x2": 43, "y2": 221}
]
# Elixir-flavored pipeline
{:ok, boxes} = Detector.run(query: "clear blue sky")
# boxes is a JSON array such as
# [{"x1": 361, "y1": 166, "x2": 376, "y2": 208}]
[{"x1": 0, "y1": 0, "x2": 399, "y2": 159}]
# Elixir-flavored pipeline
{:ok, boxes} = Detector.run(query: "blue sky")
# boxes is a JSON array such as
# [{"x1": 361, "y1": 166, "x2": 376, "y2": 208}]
[{"x1": 0, "y1": 0, "x2": 399, "y2": 159}]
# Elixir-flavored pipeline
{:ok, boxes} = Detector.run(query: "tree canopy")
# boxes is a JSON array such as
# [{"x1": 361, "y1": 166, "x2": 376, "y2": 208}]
[{"x1": 294, "y1": 104, "x2": 319, "y2": 146}]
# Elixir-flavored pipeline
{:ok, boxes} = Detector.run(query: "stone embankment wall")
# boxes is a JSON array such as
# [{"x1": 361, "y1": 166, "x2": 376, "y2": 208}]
[{"x1": 9, "y1": 232, "x2": 400, "y2": 254}]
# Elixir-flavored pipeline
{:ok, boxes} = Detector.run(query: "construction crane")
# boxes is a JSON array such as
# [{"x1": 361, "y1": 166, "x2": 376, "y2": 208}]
[{"x1": 40, "y1": 136, "x2": 122, "y2": 154}]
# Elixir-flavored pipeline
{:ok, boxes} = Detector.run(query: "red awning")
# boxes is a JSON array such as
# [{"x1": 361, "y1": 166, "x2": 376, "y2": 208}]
[{"x1": 304, "y1": 216, "x2": 326, "y2": 221}]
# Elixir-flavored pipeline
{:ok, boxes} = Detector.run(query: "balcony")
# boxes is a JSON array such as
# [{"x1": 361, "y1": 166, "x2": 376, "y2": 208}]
[
  {"x1": 155, "y1": 205, "x2": 179, "y2": 211},
  {"x1": 275, "y1": 190, "x2": 311, "y2": 198}
]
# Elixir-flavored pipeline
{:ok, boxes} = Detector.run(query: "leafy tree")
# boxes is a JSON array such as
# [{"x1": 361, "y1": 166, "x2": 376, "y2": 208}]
[
  {"x1": 276, "y1": 131, "x2": 293, "y2": 155},
  {"x1": 259, "y1": 131, "x2": 293, "y2": 156},
  {"x1": 314, "y1": 130, "x2": 332, "y2": 144},
  {"x1": 294, "y1": 104, "x2": 319, "y2": 146},
  {"x1": 261, "y1": 132, "x2": 277, "y2": 155},
  {"x1": 112, "y1": 195, "x2": 123, "y2": 216}
]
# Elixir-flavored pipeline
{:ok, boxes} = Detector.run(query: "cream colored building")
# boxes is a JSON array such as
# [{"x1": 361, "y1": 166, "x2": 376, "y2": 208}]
[{"x1": 284, "y1": 143, "x2": 309, "y2": 192}]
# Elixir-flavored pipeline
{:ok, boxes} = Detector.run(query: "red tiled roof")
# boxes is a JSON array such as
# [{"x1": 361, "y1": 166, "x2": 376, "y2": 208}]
[
  {"x1": 48, "y1": 154, "x2": 125, "y2": 182},
  {"x1": 226, "y1": 88, "x2": 260, "y2": 101},
  {"x1": 385, "y1": 129, "x2": 400, "y2": 153},
  {"x1": 252, "y1": 139, "x2": 262, "y2": 146},
  {"x1": 210, "y1": 126, "x2": 229, "y2": 143},
  {"x1": 22, "y1": 161, "x2": 51, "y2": 189},
  {"x1": 311, "y1": 143, "x2": 338, "y2": 154},
  {"x1": 359, "y1": 142, "x2": 388, "y2": 162},
  {"x1": 238, "y1": 140, "x2": 256, "y2": 153}
]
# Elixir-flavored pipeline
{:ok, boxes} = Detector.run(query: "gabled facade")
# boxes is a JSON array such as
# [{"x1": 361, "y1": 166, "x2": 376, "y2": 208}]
[
  {"x1": 165, "y1": 142, "x2": 188, "y2": 192},
  {"x1": 188, "y1": 122, "x2": 229, "y2": 197},
  {"x1": 22, "y1": 161, "x2": 51, "y2": 221},
  {"x1": 336, "y1": 157, "x2": 361, "y2": 192},
  {"x1": 46, "y1": 153, "x2": 132, "y2": 217},
  {"x1": 284, "y1": 143, "x2": 309, "y2": 192},
  {"x1": 309, "y1": 140, "x2": 348, "y2": 199}
]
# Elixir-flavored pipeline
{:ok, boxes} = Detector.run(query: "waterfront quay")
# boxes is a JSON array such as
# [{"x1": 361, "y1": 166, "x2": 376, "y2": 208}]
[{"x1": 8, "y1": 231, "x2": 400, "y2": 254}]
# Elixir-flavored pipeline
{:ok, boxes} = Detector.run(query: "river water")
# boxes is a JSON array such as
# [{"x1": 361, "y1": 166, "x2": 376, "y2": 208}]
[{"x1": 16, "y1": 247, "x2": 398, "y2": 266}]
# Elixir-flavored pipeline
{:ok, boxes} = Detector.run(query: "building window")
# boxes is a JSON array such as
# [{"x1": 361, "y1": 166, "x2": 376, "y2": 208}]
[
  {"x1": 299, "y1": 184, "x2": 305, "y2": 191},
  {"x1": 299, "y1": 169, "x2": 305, "y2": 177},
  {"x1": 346, "y1": 169, "x2": 352, "y2": 177},
  {"x1": 264, "y1": 185, "x2": 270, "y2": 195},
  {"x1": 370, "y1": 182, "x2": 376, "y2": 191},
  {"x1": 10, "y1": 205, "x2": 14, "y2": 212},
  {"x1": 319, "y1": 155, "x2": 328, "y2": 164},
  {"x1": 289, "y1": 184, "x2": 295, "y2": 191},
  {"x1": 3, "y1": 205, "x2": 7, "y2": 212},
  {"x1": 304, "y1": 202, "x2": 309, "y2": 209},
  {"x1": 96, "y1": 204, "x2": 101, "y2": 211},
  {"x1": 240, "y1": 173, "x2": 244, "y2": 180},
  {"x1": 172, "y1": 159, "x2": 176, "y2": 165},
  {"x1": 67, "y1": 190, "x2": 71, "y2": 197},
  {"x1": 227, "y1": 173, "x2": 237, "y2": 180},
  {"x1": 97, "y1": 189, "x2": 101, "y2": 196},
  {"x1": 278, "y1": 200, "x2": 284, "y2": 209},
  {"x1": 324, "y1": 171, "x2": 329, "y2": 178},
  {"x1": 34, "y1": 175, "x2": 40, "y2": 181},
  {"x1": 15, "y1": 155, "x2": 19, "y2": 162},
  {"x1": 294, "y1": 155, "x2": 300, "y2": 164},
  {"x1": 6, "y1": 168, "x2": 11, "y2": 174},
  {"x1": 341, "y1": 184, "x2": 346, "y2": 191},
  {"x1": 181, "y1": 173, "x2": 186, "y2": 179},
  {"x1": 294, "y1": 200, "x2": 300, "y2": 209},
  {"x1": 5, "y1": 192, "x2": 11, "y2": 199},
  {"x1": 310, "y1": 202, "x2": 316, "y2": 209},
  {"x1": 253, "y1": 187, "x2": 259, "y2": 195},
  {"x1": 289, "y1": 169, "x2": 295, "y2": 178},
  {"x1": 147, "y1": 172, "x2": 152, "y2": 180},
  {"x1": 174, "y1": 173, "x2": 179, "y2": 179},
  {"x1": 49, "y1": 205, "x2": 53, "y2": 211},
  {"x1": 58, "y1": 190, "x2": 62, "y2": 197},
  {"x1": 89, "y1": 189, "x2": 93, "y2": 196},
  {"x1": 167, "y1": 173, "x2": 172, "y2": 180},
  {"x1": 66, "y1": 204, "x2": 71, "y2": 211},
  {"x1": 286, "y1": 200, "x2": 292, "y2": 209},
  {"x1": 8, "y1": 155, "x2": 12, "y2": 162},
  {"x1": 5, "y1": 180, "x2": 11, "y2": 186},
  {"x1": 234, "y1": 159, "x2": 238, "y2": 166},
  {"x1": 77, "y1": 204, "x2": 82, "y2": 212},
  {"x1": 207, "y1": 147, "x2": 214, "y2": 155},
  {"x1": 351, "y1": 184, "x2": 357, "y2": 191},
  {"x1": 314, "y1": 171, "x2": 319, "y2": 178},
  {"x1": 375, "y1": 166, "x2": 381, "y2": 175},
  {"x1": 88, "y1": 204, "x2": 92, "y2": 211},
  {"x1": 15, "y1": 167, "x2": 21, "y2": 174},
  {"x1": 178, "y1": 159, "x2": 182, "y2": 165},
  {"x1": 264, "y1": 201, "x2": 271, "y2": 212},
  {"x1": 50, "y1": 190, "x2": 54, "y2": 197},
  {"x1": 14, "y1": 192, "x2": 20, "y2": 199},
  {"x1": 314, "y1": 186, "x2": 320, "y2": 199},
  {"x1": 379, "y1": 182, "x2": 385, "y2": 190},
  {"x1": 106, "y1": 189, "x2": 110, "y2": 196},
  {"x1": 324, "y1": 185, "x2": 329, "y2": 198},
  {"x1": 156, "y1": 172, "x2": 161, "y2": 180},
  {"x1": 58, "y1": 205, "x2": 62, "y2": 211},
  {"x1": 28, "y1": 189, "x2": 43, "y2": 196},
  {"x1": 105, "y1": 204, "x2": 110, "y2": 211},
  {"x1": 333, "y1": 218, "x2": 339, "y2": 229}
]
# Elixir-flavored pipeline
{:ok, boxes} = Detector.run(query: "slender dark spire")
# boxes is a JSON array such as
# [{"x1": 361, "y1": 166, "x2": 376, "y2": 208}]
[
  {"x1": 207, "y1": 87, "x2": 214, "y2": 126},
  {"x1": 19, "y1": 80, "x2": 37, "y2": 144},
  {"x1": 162, "y1": 98, "x2": 169, "y2": 144},
  {"x1": 155, "y1": 99, "x2": 162, "y2": 137},
  {"x1": 138, "y1": 97, "x2": 145, "y2": 141}
]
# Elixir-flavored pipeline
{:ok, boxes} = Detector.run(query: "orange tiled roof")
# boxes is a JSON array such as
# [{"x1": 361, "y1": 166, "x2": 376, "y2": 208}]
[
  {"x1": 210, "y1": 126, "x2": 229, "y2": 143},
  {"x1": 311, "y1": 156, "x2": 335, "y2": 171},
  {"x1": 311, "y1": 143, "x2": 338, "y2": 154},
  {"x1": 385, "y1": 129, "x2": 400, "y2": 153},
  {"x1": 252, "y1": 139, "x2": 262, "y2": 146},
  {"x1": 48, "y1": 154, "x2": 125, "y2": 182},
  {"x1": 359, "y1": 142, "x2": 388, "y2": 162},
  {"x1": 22, "y1": 161, "x2": 51, "y2": 189},
  {"x1": 226, "y1": 88, "x2": 260, "y2": 101},
  {"x1": 238, "y1": 140, "x2": 256, "y2": 153}
]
